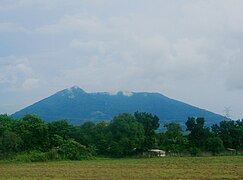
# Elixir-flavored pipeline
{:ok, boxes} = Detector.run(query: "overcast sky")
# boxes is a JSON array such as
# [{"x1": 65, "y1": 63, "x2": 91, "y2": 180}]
[{"x1": 0, "y1": 0, "x2": 243, "y2": 119}]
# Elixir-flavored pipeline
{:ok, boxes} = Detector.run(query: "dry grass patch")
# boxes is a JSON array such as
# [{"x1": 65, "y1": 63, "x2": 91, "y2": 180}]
[{"x1": 0, "y1": 156, "x2": 243, "y2": 179}]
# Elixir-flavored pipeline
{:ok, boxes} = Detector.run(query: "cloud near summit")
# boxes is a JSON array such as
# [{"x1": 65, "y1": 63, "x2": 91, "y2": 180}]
[{"x1": 0, "y1": 0, "x2": 243, "y2": 118}]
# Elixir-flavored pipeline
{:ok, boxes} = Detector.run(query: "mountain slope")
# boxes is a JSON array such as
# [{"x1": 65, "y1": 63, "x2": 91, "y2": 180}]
[{"x1": 12, "y1": 86, "x2": 225, "y2": 126}]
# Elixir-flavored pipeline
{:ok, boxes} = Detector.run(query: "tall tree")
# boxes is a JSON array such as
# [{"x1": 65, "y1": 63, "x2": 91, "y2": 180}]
[
  {"x1": 15, "y1": 114, "x2": 49, "y2": 151},
  {"x1": 212, "y1": 120, "x2": 243, "y2": 150},
  {"x1": 93, "y1": 121, "x2": 110, "y2": 155},
  {"x1": 75, "y1": 121, "x2": 96, "y2": 147},
  {"x1": 0, "y1": 131, "x2": 22, "y2": 155},
  {"x1": 186, "y1": 117, "x2": 211, "y2": 150},
  {"x1": 48, "y1": 120, "x2": 75, "y2": 149},
  {"x1": 134, "y1": 112, "x2": 160, "y2": 151},
  {"x1": 162, "y1": 123, "x2": 187, "y2": 153},
  {"x1": 0, "y1": 114, "x2": 16, "y2": 136},
  {"x1": 205, "y1": 137, "x2": 224, "y2": 155},
  {"x1": 108, "y1": 113, "x2": 144, "y2": 156}
]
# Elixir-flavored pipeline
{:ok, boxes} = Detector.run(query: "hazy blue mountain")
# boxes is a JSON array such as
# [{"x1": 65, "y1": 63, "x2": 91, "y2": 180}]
[{"x1": 12, "y1": 86, "x2": 225, "y2": 126}]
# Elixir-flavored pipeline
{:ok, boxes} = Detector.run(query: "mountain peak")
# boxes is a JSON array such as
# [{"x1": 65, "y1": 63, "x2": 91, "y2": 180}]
[
  {"x1": 59, "y1": 86, "x2": 86, "y2": 99},
  {"x1": 67, "y1": 86, "x2": 85, "y2": 93},
  {"x1": 71, "y1": 85, "x2": 81, "y2": 90},
  {"x1": 12, "y1": 87, "x2": 225, "y2": 125},
  {"x1": 117, "y1": 91, "x2": 133, "y2": 96}
]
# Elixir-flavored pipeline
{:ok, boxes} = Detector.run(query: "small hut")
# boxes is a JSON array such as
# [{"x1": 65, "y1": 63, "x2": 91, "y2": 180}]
[
  {"x1": 146, "y1": 149, "x2": 166, "y2": 157},
  {"x1": 226, "y1": 148, "x2": 236, "y2": 155}
]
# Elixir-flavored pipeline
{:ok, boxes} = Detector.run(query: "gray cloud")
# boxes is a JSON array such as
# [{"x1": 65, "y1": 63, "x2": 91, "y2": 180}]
[
  {"x1": 0, "y1": 0, "x2": 243, "y2": 118},
  {"x1": 0, "y1": 56, "x2": 40, "y2": 92},
  {"x1": 35, "y1": 14, "x2": 105, "y2": 34},
  {"x1": 225, "y1": 51, "x2": 243, "y2": 90},
  {"x1": 0, "y1": 22, "x2": 27, "y2": 33}
]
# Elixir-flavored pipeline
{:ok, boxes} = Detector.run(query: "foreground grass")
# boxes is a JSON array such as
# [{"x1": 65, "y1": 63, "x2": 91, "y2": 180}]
[{"x1": 0, "y1": 156, "x2": 243, "y2": 179}]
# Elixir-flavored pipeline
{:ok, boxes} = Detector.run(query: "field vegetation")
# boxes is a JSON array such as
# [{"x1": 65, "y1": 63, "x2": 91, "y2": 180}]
[
  {"x1": 0, "y1": 113, "x2": 243, "y2": 161},
  {"x1": 1, "y1": 112, "x2": 243, "y2": 179},
  {"x1": 0, "y1": 156, "x2": 243, "y2": 179}
]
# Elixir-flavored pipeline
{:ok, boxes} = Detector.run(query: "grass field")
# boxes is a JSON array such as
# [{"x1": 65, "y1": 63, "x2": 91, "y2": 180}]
[{"x1": 0, "y1": 156, "x2": 243, "y2": 179}]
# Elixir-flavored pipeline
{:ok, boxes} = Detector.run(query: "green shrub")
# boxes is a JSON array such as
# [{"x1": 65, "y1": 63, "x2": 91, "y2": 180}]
[
  {"x1": 14, "y1": 151, "x2": 48, "y2": 162},
  {"x1": 46, "y1": 148, "x2": 60, "y2": 160},
  {"x1": 189, "y1": 147, "x2": 201, "y2": 156},
  {"x1": 58, "y1": 139, "x2": 91, "y2": 160},
  {"x1": 206, "y1": 137, "x2": 224, "y2": 155}
]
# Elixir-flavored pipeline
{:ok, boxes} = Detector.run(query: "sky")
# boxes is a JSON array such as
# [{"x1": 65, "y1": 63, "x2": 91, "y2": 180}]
[{"x1": 0, "y1": 0, "x2": 243, "y2": 119}]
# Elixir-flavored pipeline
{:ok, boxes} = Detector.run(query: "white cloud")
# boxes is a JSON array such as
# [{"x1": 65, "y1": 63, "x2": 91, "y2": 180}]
[
  {"x1": 0, "y1": 0, "x2": 70, "y2": 11},
  {"x1": 70, "y1": 39, "x2": 109, "y2": 54},
  {"x1": 0, "y1": 22, "x2": 27, "y2": 33},
  {"x1": 0, "y1": 0, "x2": 113, "y2": 15},
  {"x1": 35, "y1": 14, "x2": 105, "y2": 34},
  {"x1": 0, "y1": 56, "x2": 40, "y2": 92},
  {"x1": 21, "y1": 78, "x2": 40, "y2": 90},
  {"x1": 224, "y1": 51, "x2": 243, "y2": 90},
  {"x1": 1, "y1": 0, "x2": 243, "y2": 118}
]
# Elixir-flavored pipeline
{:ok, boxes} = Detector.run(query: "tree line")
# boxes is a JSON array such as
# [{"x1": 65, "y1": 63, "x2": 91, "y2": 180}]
[{"x1": 0, "y1": 112, "x2": 242, "y2": 161}]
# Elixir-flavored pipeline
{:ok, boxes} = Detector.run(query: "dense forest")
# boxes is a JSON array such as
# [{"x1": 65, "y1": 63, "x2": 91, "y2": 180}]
[{"x1": 0, "y1": 112, "x2": 242, "y2": 162}]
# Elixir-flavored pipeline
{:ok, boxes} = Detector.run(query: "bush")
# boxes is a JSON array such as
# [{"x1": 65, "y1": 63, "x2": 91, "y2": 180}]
[
  {"x1": 14, "y1": 151, "x2": 48, "y2": 162},
  {"x1": 189, "y1": 147, "x2": 201, "y2": 156},
  {"x1": 206, "y1": 137, "x2": 224, "y2": 155},
  {"x1": 58, "y1": 139, "x2": 91, "y2": 160},
  {"x1": 46, "y1": 148, "x2": 60, "y2": 160}
]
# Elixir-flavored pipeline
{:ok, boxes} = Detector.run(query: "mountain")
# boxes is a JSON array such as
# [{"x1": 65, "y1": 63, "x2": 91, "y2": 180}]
[{"x1": 12, "y1": 86, "x2": 225, "y2": 126}]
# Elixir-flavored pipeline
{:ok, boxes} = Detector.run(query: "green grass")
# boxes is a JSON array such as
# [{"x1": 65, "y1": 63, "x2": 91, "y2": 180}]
[{"x1": 0, "y1": 156, "x2": 243, "y2": 179}]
